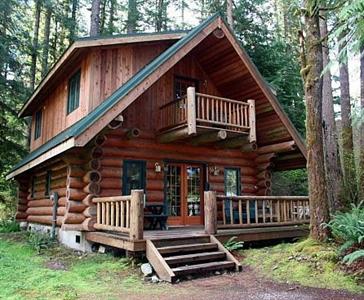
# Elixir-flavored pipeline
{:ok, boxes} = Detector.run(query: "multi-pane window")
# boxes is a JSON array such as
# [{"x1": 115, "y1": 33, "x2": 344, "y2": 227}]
[
  {"x1": 174, "y1": 76, "x2": 199, "y2": 99},
  {"x1": 224, "y1": 168, "x2": 241, "y2": 196},
  {"x1": 45, "y1": 170, "x2": 52, "y2": 197},
  {"x1": 122, "y1": 160, "x2": 146, "y2": 195},
  {"x1": 34, "y1": 109, "x2": 42, "y2": 140},
  {"x1": 67, "y1": 70, "x2": 81, "y2": 114}
]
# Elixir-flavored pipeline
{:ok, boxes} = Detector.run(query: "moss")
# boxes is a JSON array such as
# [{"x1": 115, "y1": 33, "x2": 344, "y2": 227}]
[{"x1": 242, "y1": 239, "x2": 363, "y2": 293}]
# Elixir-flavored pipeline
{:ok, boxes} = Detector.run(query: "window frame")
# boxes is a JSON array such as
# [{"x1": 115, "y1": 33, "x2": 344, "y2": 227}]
[
  {"x1": 34, "y1": 109, "x2": 42, "y2": 140},
  {"x1": 122, "y1": 160, "x2": 146, "y2": 196},
  {"x1": 174, "y1": 75, "x2": 199, "y2": 100},
  {"x1": 45, "y1": 170, "x2": 52, "y2": 197},
  {"x1": 67, "y1": 69, "x2": 81, "y2": 114},
  {"x1": 224, "y1": 167, "x2": 241, "y2": 196}
]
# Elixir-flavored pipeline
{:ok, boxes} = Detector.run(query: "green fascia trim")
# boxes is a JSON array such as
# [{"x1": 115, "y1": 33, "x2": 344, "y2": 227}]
[
  {"x1": 9, "y1": 13, "x2": 221, "y2": 176},
  {"x1": 75, "y1": 29, "x2": 189, "y2": 42}
]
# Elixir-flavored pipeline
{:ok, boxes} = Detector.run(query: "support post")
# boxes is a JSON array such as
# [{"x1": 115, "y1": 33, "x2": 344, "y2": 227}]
[
  {"x1": 187, "y1": 86, "x2": 197, "y2": 135},
  {"x1": 248, "y1": 99, "x2": 256, "y2": 143},
  {"x1": 204, "y1": 191, "x2": 217, "y2": 234},
  {"x1": 130, "y1": 189, "x2": 144, "y2": 240}
]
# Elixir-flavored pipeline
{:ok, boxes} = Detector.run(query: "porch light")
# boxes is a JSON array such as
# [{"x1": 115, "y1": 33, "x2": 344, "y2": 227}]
[{"x1": 155, "y1": 162, "x2": 162, "y2": 173}]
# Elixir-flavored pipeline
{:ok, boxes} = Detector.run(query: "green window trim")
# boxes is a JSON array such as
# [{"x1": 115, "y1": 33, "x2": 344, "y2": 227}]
[
  {"x1": 45, "y1": 170, "x2": 52, "y2": 197},
  {"x1": 224, "y1": 168, "x2": 241, "y2": 196},
  {"x1": 34, "y1": 109, "x2": 42, "y2": 140},
  {"x1": 67, "y1": 69, "x2": 81, "y2": 114}
]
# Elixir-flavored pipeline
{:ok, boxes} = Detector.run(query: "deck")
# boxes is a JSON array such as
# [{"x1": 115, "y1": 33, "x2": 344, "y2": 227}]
[{"x1": 85, "y1": 224, "x2": 309, "y2": 252}]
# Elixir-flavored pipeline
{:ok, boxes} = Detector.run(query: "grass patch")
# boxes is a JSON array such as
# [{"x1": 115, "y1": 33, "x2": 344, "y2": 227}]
[
  {"x1": 242, "y1": 238, "x2": 364, "y2": 293},
  {"x1": 0, "y1": 232, "x2": 171, "y2": 300}
]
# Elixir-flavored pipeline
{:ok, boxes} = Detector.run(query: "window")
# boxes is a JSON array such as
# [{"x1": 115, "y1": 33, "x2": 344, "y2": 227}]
[
  {"x1": 45, "y1": 170, "x2": 52, "y2": 196},
  {"x1": 122, "y1": 160, "x2": 146, "y2": 195},
  {"x1": 174, "y1": 76, "x2": 199, "y2": 99},
  {"x1": 67, "y1": 69, "x2": 81, "y2": 114},
  {"x1": 224, "y1": 168, "x2": 241, "y2": 196},
  {"x1": 34, "y1": 109, "x2": 42, "y2": 140}
]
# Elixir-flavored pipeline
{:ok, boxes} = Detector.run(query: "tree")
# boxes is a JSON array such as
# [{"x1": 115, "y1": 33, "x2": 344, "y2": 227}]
[
  {"x1": 69, "y1": 0, "x2": 79, "y2": 42},
  {"x1": 320, "y1": 11, "x2": 343, "y2": 212},
  {"x1": 127, "y1": 0, "x2": 138, "y2": 33},
  {"x1": 360, "y1": 45, "x2": 364, "y2": 200},
  {"x1": 226, "y1": 0, "x2": 233, "y2": 29},
  {"x1": 300, "y1": 0, "x2": 329, "y2": 241},
  {"x1": 90, "y1": 0, "x2": 101, "y2": 36},
  {"x1": 41, "y1": 0, "x2": 52, "y2": 77},
  {"x1": 30, "y1": 0, "x2": 42, "y2": 90}
]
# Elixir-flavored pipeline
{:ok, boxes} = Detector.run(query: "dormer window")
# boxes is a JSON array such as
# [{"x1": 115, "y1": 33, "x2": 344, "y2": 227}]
[
  {"x1": 34, "y1": 109, "x2": 42, "y2": 140},
  {"x1": 67, "y1": 69, "x2": 81, "y2": 114}
]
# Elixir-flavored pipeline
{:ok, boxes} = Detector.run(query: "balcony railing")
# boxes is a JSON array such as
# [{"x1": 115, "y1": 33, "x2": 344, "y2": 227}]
[{"x1": 159, "y1": 87, "x2": 256, "y2": 143}]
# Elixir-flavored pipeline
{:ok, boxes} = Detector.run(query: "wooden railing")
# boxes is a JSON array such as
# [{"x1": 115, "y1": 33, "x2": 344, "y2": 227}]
[
  {"x1": 204, "y1": 192, "x2": 309, "y2": 233},
  {"x1": 159, "y1": 87, "x2": 256, "y2": 142},
  {"x1": 93, "y1": 190, "x2": 144, "y2": 240}
]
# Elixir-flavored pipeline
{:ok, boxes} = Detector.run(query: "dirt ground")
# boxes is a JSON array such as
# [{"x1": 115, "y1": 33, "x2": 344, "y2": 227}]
[{"x1": 124, "y1": 266, "x2": 364, "y2": 300}]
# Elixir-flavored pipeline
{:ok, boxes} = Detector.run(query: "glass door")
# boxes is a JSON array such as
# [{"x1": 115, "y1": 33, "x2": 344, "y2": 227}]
[{"x1": 165, "y1": 163, "x2": 204, "y2": 225}]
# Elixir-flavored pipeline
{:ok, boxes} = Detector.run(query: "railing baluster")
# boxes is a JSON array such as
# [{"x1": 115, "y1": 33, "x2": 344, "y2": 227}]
[
  {"x1": 239, "y1": 199, "x2": 243, "y2": 224},
  {"x1": 111, "y1": 202, "x2": 115, "y2": 226},
  {"x1": 121, "y1": 200, "x2": 125, "y2": 227},
  {"x1": 263, "y1": 200, "x2": 266, "y2": 223},
  {"x1": 270, "y1": 200, "x2": 273, "y2": 222},
  {"x1": 126, "y1": 199, "x2": 130, "y2": 228},
  {"x1": 222, "y1": 200, "x2": 226, "y2": 225},
  {"x1": 230, "y1": 199, "x2": 233, "y2": 225},
  {"x1": 255, "y1": 200, "x2": 258, "y2": 223},
  {"x1": 102, "y1": 202, "x2": 105, "y2": 224},
  {"x1": 246, "y1": 200, "x2": 250, "y2": 225}
]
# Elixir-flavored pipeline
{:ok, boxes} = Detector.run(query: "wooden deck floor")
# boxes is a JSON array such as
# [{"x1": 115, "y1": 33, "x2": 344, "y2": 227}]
[{"x1": 85, "y1": 225, "x2": 309, "y2": 252}]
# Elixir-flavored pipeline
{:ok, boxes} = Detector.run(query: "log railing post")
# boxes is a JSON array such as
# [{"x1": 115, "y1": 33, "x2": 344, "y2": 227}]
[
  {"x1": 130, "y1": 189, "x2": 144, "y2": 241},
  {"x1": 247, "y1": 99, "x2": 256, "y2": 143},
  {"x1": 204, "y1": 191, "x2": 217, "y2": 234},
  {"x1": 187, "y1": 86, "x2": 197, "y2": 135}
]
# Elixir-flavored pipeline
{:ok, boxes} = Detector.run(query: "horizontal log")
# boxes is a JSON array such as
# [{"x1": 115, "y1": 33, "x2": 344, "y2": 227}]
[
  {"x1": 61, "y1": 217, "x2": 96, "y2": 231},
  {"x1": 83, "y1": 206, "x2": 97, "y2": 218},
  {"x1": 98, "y1": 188, "x2": 122, "y2": 197},
  {"x1": 257, "y1": 179, "x2": 272, "y2": 188},
  {"x1": 101, "y1": 158, "x2": 123, "y2": 168},
  {"x1": 67, "y1": 165, "x2": 85, "y2": 178},
  {"x1": 82, "y1": 194, "x2": 95, "y2": 206},
  {"x1": 17, "y1": 204, "x2": 27, "y2": 212},
  {"x1": 146, "y1": 190, "x2": 164, "y2": 202},
  {"x1": 16, "y1": 212, "x2": 28, "y2": 220},
  {"x1": 62, "y1": 155, "x2": 87, "y2": 165},
  {"x1": 27, "y1": 197, "x2": 66, "y2": 207},
  {"x1": 255, "y1": 153, "x2": 276, "y2": 164},
  {"x1": 257, "y1": 162, "x2": 273, "y2": 172},
  {"x1": 50, "y1": 178, "x2": 67, "y2": 189},
  {"x1": 146, "y1": 180, "x2": 164, "y2": 191},
  {"x1": 63, "y1": 213, "x2": 86, "y2": 224},
  {"x1": 26, "y1": 207, "x2": 66, "y2": 216},
  {"x1": 66, "y1": 188, "x2": 87, "y2": 201},
  {"x1": 100, "y1": 167, "x2": 122, "y2": 178},
  {"x1": 67, "y1": 201, "x2": 86, "y2": 213},
  {"x1": 99, "y1": 178, "x2": 122, "y2": 189},
  {"x1": 216, "y1": 136, "x2": 249, "y2": 149},
  {"x1": 67, "y1": 177, "x2": 85, "y2": 189},
  {"x1": 107, "y1": 128, "x2": 154, "y2": 139},
  {"x1": 241, "y1": 143, "x2": 257, "y2": 152},
  {"x1": 27, "y1": 215, "x2": 63, "y2": 226},
  {"x1": 257, "y1": 141, "x2": 296, "y2": 154},
  {"x1": 158, "y1": 127, "x2": 190, "y2": 143},
  {"x1": 190, "y1": 130, "x2": 227, "y2": 146}
]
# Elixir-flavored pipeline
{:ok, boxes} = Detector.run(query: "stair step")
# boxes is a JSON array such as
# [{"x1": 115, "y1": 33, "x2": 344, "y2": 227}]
[
  {"x1": 165, "y1": 251, "x2": 226, "y2": 266},
  {"x1": 152, "y1": 236, "x2": 210, "y2": 248},
  {"x1": 158, "y1": 243, "x2": 218, "y2": 255},
  {"x1": 171, "y1": 261, "x2": 235, "y2": 275}
]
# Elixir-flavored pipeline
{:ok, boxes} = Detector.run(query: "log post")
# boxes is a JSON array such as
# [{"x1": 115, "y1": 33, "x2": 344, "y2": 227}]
[
  {"x1": 187, "y1": 86, "x2": 197, "y2": 135},
  {"x1": 190, "y1": 130, "x2": 227, "y2": 145},
  {"x1": 248, "y1": 99, "x2": 256, "y2": 143},
  {"x1": 204, "y1": 191, "x2": 217, "y2": 234},
  {"x1": 129, "y1": 189, "x2": 144, "y2": 241}
]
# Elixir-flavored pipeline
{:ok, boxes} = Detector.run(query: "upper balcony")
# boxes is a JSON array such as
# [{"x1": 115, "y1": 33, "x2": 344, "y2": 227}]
[{"x1": 158, "y1": 87, "x2": 256, "y2": 148}]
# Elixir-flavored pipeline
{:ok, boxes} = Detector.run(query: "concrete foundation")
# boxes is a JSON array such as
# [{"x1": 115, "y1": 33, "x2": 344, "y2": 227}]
[{"x1": 27, "y1": 223, "x2": 93, "y2": 252}]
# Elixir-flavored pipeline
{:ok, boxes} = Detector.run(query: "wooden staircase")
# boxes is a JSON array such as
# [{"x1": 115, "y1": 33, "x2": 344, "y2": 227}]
[{"x1": 146, "y1": 235, "x2": 242, "y2": 283}]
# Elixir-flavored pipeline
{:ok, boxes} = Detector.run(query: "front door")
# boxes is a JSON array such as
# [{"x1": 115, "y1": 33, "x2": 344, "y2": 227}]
[{"x1": 165, "y1": 163, "x2": 204, "y2": 225}]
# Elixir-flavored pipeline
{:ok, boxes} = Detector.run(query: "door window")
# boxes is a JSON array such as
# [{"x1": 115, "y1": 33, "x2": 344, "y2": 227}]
[
  {"x1": 122, "y1": 160, "x2": 146, "y2": 195},
  {"x1": 224, "y1": 168, "x2": 241, "y2": 196}
]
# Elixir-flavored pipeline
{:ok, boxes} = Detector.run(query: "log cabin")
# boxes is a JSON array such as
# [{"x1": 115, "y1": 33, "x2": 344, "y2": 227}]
[{"x1": 7, "y1": 14, "x2": 309, "y2": 282}]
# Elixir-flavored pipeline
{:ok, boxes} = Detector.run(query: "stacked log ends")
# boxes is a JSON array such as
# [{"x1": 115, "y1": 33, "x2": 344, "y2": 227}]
[
  {"x1": 16, "y1": 180, "x2": 29, "y2": 221},
  {"x1": 255, "y1": 153, "x2": 274, "y2": 196}
]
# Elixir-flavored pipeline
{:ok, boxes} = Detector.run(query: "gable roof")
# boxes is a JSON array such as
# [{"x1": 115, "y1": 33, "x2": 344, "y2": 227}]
[
  {"x1": 7, "y1": 13, "x2": 306, "y2": 179},
  {"x1": 19, "y1": 30, "x2": 187, "y2": 117}
]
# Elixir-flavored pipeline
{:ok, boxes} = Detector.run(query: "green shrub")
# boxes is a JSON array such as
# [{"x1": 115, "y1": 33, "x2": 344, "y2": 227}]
[
  {"x1": 0, "y1": 219, "x2": 20, "y2": 233},
  {"x1": 326, "y1": 202, "x2": 364, "y2": 264},
  {"x1": 27, "y1": 231, "x2": 55, "y2": 253},
  {"x1": 224, "y1": 236, "x2": 244, "y2": 251}
]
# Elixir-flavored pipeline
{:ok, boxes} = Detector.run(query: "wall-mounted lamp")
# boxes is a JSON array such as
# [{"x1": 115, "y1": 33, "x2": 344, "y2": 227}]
[
  {"x1": 209, "y1": 166, "x2": 220, "y2": 176},
  {"x1": 155, "y1": 162, "x2": 162, "y2": 173}
]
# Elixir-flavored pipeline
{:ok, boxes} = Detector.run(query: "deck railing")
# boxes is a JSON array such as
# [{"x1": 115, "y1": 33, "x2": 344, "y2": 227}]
[
  {"x1": 159, "y1": 87, "x2": 256, "y2": 142},
  {"x1": 204, "y1": 192, "x2": 309, "y2": 233},
  {"x1": 93, "y1": 190, "x2": 144, "y2": 240}
]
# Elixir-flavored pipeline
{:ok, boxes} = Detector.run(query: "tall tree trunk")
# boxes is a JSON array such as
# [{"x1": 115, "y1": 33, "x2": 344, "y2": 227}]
[
  {"x1": 127, "y1": 0, "x2": 137, "y2": 33},
  {"x1": 108, "y1": 0, "x2": 115, "y2": 34},
  {"x1": 69, "y1": 0, "x2": 78, "y2": 42},
  {"x1": 320, "y1": 13, "x2": 343, "y2": 212},
  {"x1": 90, "y1": 0, "x2": 101, "y2": 36},
  {"x1": 226, "y1": 0, "x2": 233, "y2": 29},
  {"x1": 360, "y1": 46, "x2": 364, "y2": 200},
  {"x1": 339, "y1": 32, "x2": 356, "y2": 206},
  {"x1": 41, "y1": 5, "x2": 52, "y2": 77},
  {"x1": 156, "y1": 0, "x2": 164, "y2": 32},
  {"x1": 301, "y1": 2, "x2": 330, "y2": 241},
  {"x1": 100, "y1": 0, "x2": 107, "y2": 34},
  {"x1": 30, "y1": 0, "x2": 42, "y2": 90}
]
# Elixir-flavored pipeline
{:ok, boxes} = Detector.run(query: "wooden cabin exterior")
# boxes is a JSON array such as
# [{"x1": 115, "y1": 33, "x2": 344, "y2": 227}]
[{"x1": 8, "y1": 15, "x2": 309, "y2": 282}]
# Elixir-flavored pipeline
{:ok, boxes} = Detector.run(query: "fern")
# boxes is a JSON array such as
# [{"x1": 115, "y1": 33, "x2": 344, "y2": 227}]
[
  {"x1": 224, "y1": 236, "x2": 244, "y2": 251},
  {"x1": 343, "y1": 250, "x2": 364, "y2": 265}
]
